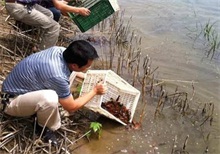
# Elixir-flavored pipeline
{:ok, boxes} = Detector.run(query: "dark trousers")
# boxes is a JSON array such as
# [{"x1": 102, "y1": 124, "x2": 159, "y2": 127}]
[{"x1": 48, "y1": 7, "x2": 61, "y2": 22}]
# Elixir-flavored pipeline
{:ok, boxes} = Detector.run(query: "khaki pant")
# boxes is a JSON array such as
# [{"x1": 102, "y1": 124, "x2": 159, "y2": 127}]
[
  {"x1": 4, "y1": 72, "x2": 77, "y2": 131},
  {"x1": 5, "y1": 90, "x2": 61, "y2": 131},
  {"x1": 5, "y1": 3, "x2": 60, "y2": 50}
]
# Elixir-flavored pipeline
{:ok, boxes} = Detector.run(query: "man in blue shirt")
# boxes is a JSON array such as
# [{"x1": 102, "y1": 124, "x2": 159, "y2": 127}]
[
  {"x1": 1, "y1": 40, "x2": 107, "y2": 145},
  {"x1": 5, "y1": 0, "x2": 91, "y2": 50}
]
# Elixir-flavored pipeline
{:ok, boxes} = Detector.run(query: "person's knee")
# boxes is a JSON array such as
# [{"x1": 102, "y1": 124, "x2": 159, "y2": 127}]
[
  {"x1": 41, "y1": 90, "x2": 59, "y2": 109},
  {"x1": 49, "y1": 21, "x2": 60, "y2": 32},
  {"x1": 55, "y1": 23, "x2": 61, "y2": 32},
  {"x1": 42, "y1": 18, "x2": 60, "y2": 32},
  {"x1": 47, "y1": 10, "x2": 54, "y2": 19},
  {"x1": 51, "y1": 23, "x2": 61, "y2": 37}
]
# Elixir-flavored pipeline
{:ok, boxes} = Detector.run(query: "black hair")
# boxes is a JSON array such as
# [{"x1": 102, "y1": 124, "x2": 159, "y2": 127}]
[{"x1": 63, "y1": 40, "x2": 99, "y2": 68}]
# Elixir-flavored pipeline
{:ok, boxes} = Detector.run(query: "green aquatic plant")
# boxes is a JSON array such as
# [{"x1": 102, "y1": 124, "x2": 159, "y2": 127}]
[
  {"x1": 86, "y1": 122, "x2": 102, "y2": 139},
  {"x1": 203, "y1": 20, "x2": 215, "y2": 42},
  {"x1": 76, "y1": 84, "x2": 82, "y2": 93},
  {"x1": 203, "y1": 20, "x2": 220, "y2": 59},
  {"x1": 187, "y1": 18, "x2": 220, "y2": 59},
  {"x1": 206, "y1": 32, "x2": 220, "y2": 59}
]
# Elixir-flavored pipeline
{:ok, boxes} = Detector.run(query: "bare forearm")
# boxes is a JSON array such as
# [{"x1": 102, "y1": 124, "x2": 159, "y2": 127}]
[
  {"x1": 71, "y1": 89, "x2": 97, "y2": 111},
  {"x1": 59, "y1": 83, "x2": 106, "y2": 113},
  {"x1": 59, "y1": 89, "x2": 97, "y2": 112},
  {"x1": 52, "y1": 0, "x2": 81, "y2": 13},
  {"x1": 52, "y1": 0, "x2": 90, "y2": 16}
]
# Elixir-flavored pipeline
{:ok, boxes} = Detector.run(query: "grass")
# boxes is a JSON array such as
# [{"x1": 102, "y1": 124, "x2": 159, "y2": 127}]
[
  {"x1": 203, "y1": 20, "x2": 220, "y2": 59},
  {"x1": 186, "y1": 17, "x2": 220, "y2": 60}
]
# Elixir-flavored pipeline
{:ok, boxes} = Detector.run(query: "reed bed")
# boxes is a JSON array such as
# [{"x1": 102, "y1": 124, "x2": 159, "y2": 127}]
[{"x1": 0, "y1": 108, "x2": 98, "y2": 154}]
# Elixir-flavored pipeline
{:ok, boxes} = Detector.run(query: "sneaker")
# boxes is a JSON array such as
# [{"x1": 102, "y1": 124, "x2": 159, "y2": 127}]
[
  {"x1": 42, "y1": 128, "x2": 58, "y2": 146},
  {"x1": 35, "y1": 123, "x2": 58, "y2": 146}
]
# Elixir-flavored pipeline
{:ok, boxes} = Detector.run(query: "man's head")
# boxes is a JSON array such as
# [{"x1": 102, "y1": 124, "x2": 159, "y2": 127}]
[{"x1": 63, "y1": 40, "x2": 99, "y2": 72}]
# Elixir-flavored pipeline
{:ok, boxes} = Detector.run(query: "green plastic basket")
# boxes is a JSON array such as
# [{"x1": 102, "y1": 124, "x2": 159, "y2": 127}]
[{"x1": 68, "y1": 0, "x2": 119, "y2": 32}]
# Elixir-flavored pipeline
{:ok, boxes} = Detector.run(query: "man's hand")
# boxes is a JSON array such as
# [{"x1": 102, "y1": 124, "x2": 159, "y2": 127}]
[
  {"x1": 77, "y1": 7, "x2": 91, "y2": 16},
  {"x1": 76, "y1": 72, "x2": 85, "y2": 79},
  {"x1": 93, "y1": 82, "x2": 107, "y2": 95},
  {"x1": 61, "y1": 7, "x2": 90, "y2": 16}
]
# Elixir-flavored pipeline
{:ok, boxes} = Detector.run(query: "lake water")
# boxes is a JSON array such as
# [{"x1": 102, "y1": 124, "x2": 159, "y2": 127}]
[{"x1": 73, "y1": 0, "x2": 220, "y2": 153}]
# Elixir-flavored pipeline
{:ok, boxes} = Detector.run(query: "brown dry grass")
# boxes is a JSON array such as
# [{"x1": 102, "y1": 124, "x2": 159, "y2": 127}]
[{"x1": 0, "y1": 3, "x2": 102, "y2": 153}]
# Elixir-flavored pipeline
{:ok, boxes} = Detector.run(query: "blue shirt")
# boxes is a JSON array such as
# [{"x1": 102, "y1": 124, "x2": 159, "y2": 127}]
[
  {"x1": 17, "y1": 0, "x2": 40, "y2": 4},
  {"x1": 2, "y1": 46, "x2": 72, "y2": 98}
]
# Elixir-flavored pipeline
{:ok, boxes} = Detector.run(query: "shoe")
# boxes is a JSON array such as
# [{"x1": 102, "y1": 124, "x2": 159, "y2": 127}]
[
  {"x1": 42, "y1": 128, "x2": 58, "y2": 146},
  {"x1": 35, "y1": 123, "x2": 58, "y2": 146}
]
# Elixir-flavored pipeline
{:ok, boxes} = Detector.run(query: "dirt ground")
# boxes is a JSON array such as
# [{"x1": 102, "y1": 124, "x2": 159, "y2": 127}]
[{"x1": 0, "y1": 3, "x2": 103, "y2": 154}]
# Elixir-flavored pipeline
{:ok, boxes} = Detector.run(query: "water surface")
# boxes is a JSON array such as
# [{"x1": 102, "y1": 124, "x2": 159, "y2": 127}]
[{"x1": 73, "y1": 1, "x2": 220, "y2": 153}]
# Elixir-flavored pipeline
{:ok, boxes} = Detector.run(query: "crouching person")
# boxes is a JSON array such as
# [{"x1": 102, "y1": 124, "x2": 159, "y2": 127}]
[{"x1": 1, "y1": 40, "x2": 107, "y2": 145}]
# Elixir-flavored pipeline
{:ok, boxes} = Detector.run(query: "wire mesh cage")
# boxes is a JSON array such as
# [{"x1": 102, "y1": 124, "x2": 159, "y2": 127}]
[{"x1": 80, "y1": 70, "x2": 140, "y2": 125}]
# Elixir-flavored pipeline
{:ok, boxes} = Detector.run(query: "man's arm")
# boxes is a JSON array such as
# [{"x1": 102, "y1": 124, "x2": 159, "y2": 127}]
[
  {"x1": 52, "y1": 0, "x2": 91, "y2": 16},
  {"x1": 59, "y1": 82, "x2": 106, "y2": 112},
  {"x1": 76, "y1": 72, "x2": 85, "y2": 79}
]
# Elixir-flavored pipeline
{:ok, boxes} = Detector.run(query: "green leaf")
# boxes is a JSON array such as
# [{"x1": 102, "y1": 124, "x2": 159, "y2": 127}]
[
  {"x1": 90, "y1": 122, "x2": 102, "y2": 133},
  {"x1": 76, "y1": 85, "x2": 82, "y2": 93}
]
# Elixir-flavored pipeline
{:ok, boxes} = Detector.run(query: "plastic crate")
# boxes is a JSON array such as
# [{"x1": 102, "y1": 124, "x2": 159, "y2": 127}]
[
  {"x1": 68, "y1": 0, "x2": 120, "y2": 32},
  {"x1": 80, "y1": 70, "x2": 140, "y2": 125}
]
